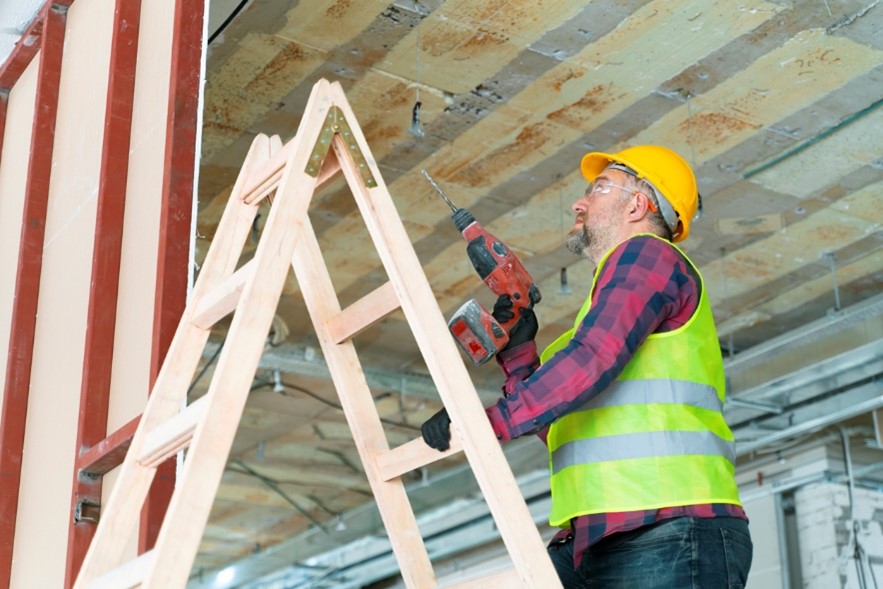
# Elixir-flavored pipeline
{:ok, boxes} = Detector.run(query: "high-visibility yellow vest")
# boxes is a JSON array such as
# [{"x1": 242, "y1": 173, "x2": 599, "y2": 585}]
[{"x1": 541, "y1": 235, "x2": 741, "y2": 526}]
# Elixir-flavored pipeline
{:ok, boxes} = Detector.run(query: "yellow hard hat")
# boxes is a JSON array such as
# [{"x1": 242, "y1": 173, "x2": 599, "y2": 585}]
[{"x1": 580, "y1": 145, "x2": 698, "y2": 242}]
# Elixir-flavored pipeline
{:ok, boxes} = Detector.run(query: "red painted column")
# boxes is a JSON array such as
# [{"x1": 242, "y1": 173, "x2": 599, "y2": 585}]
[
  {"x1": 141, "y1": 0, "x2": 205, "y2": 552},
  {"x1": 0, "y1": 5, "x2": 67, "y2": 588},
  {"x1": 64, "y1": 0, "x2": 142, "y2": 585}
]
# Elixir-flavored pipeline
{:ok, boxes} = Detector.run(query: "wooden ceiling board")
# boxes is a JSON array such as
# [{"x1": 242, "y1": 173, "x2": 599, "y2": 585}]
[
  {"x1": 700, "y1": 183, "x2": 882, "y2": 302},
  {"x1": 753, "y1": 105, "x2": 883, "y2": 198},
  {"x1": 300, "y1": 0, "x2": 781, "y2": 298},
  {"x1": 379, "y1": 0, "x2": 589, "y2": 94},
  {"x1": 631, "y1": 29, "x2": 883, "y2": 165},
  {"x1": 831, "y1": 179, "x2": 883, "y2": 224},
  {"x1": 275, "y1": 0, "x2": 392, "y2": 51},
  {"x1": 202, "y1": 34, "x2": 329, "y2": 160},
  {"x1": 337, "y1": 70, "x2": 449, "y2": 158},
  {"x1": 717, "y1": 246, "x2": 883, "y2": 337},
  {"x1": 568, "y1": 0, "x2": 783, "y2": 85}
]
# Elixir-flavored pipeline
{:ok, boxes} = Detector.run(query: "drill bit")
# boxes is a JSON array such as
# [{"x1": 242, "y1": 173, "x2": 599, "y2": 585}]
[{"x1": 421, "y1": 169, "x2": 457, "y2": 212}]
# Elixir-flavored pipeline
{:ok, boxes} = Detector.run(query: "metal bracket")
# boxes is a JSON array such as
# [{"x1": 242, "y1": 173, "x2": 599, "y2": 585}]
[
  {"x1": 74, "y1": 499, "x2": 101, "y2": 524},
  {"x1": 305, "y1": 106, "x2": 377, "y2": 188}
]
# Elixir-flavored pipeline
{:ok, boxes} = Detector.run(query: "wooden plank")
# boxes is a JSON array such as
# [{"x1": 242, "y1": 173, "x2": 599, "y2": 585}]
[
  {"x1": 138, "y1": 397, "x2": 208, "y2": 468},
  {"x1": 191, "y1": 260, "x2": 255, "y2": 329},
  {"x1": 326, "y1": 281, "x2": 400, "y2": 344},
  {"x1": 375, "y1": 437, "x2": 462, "y2": 483}
]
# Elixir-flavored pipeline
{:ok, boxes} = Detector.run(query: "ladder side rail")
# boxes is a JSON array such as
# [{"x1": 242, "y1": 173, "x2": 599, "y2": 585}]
[
  {"x1": 142, "y1": 80, "x2": 336, "y2": 587},
  {"x1": 291, "y1": 216, "x2": 438, "y2": 589},
  {"x1": 327, "y1": 82, "x2": 561, "y2": 588},
  {"x1": 74, "y1": 134, "x2": 272, "y2": 588}
]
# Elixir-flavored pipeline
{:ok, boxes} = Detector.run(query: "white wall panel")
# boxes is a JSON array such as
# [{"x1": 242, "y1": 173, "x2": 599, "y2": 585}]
[{"x1": 0, "y1": 55, "x2": 38, "y2": 412}]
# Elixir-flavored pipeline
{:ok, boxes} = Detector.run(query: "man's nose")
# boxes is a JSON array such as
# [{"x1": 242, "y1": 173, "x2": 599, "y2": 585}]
[{"x1": 572, "y1": 197, "x2": 588, "y2": 214}]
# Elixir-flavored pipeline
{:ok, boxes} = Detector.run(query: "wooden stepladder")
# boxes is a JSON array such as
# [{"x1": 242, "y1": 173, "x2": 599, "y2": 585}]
[{"x1": 74, "y1": 79, "x2": 561, "y2": 589}]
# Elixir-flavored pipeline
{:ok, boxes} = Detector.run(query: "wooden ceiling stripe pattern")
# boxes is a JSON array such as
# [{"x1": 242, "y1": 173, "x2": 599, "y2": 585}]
[
  {"x1": 703, "y1": 178, "x2": 883, "y2": 303},
  {"x1": 381, "y1": 0, "x2": 589, "y2": 94},
  {"x1": 303, "y1": 0, "x2": 782, "y2": 298},
  {"x1": 631, "y1": 29, "x2": 881, "y2": 165}
]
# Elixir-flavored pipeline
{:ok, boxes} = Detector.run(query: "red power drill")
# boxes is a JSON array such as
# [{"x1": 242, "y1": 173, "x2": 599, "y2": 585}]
[{"x1": 422, "y1": 170, "x2": 541, "y2": 365}]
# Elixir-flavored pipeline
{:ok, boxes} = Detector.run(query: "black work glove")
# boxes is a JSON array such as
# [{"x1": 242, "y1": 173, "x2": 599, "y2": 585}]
[
  {"x1": 421, "y1": 408, "x2": 451, "y2": 451},
  {"x1": 492, "y1": 294, "x2": 539, "y2": 351}
]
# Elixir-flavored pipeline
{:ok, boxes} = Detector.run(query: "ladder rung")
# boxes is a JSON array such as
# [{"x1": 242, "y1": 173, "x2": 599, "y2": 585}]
[
  {"x1": 443, "y1": 567, "x2": 522, "y2": 589},
  {"x1": 138, "y1": 397, "x2": 208, "y2": 468},
  {"x1": 375, "y1": 436, "x2": 462, "y2": 482},
  {"x1": 327, "y1": 281, "x2": 400, "y2": 344},
  {"x1": 241, "y1": 139, "x2": 341, "y2": 205},
  {"x1": 191, "y1": 261, "x2": 255, "y2": 329},
  {"x1": 88, "y1": 549, "x2": 155, "y2": 589}
]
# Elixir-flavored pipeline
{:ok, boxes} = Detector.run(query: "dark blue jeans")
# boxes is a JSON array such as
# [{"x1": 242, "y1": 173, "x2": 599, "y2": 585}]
[{"x1": 547, "y1": 517, "x2": 753, "y2": 589}]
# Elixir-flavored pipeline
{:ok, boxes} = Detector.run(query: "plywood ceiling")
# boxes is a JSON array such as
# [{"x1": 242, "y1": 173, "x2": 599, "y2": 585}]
[{"x1": 190, "y1": 0, "x2": 883, "y2": 582}]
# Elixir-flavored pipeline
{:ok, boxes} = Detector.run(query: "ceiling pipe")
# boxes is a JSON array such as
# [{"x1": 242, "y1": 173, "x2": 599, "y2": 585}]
[{"x1": 735, "y1": 380, "x2": 883, "y2": 456}]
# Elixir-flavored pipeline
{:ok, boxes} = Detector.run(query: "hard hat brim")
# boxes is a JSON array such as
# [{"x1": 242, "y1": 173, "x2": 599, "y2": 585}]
[{"x1": 580, "y1": 152, "x2": 618, "y2": 183}]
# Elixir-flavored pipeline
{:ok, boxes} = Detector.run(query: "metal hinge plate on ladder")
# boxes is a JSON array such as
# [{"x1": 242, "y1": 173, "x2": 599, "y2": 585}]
[{"x1": 306, "y1": 106, "x2": 377, "y2": 188}]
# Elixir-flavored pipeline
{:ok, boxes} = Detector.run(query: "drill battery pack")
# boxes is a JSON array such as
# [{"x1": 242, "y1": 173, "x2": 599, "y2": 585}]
[{"x1": 447, "y1": 299, "x2": 508, "y2": 365}]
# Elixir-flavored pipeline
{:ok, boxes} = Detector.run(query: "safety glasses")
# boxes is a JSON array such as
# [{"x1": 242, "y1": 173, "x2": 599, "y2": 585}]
[{"x1": 584, "y1": 180, "x2": 660, "y2": 213}]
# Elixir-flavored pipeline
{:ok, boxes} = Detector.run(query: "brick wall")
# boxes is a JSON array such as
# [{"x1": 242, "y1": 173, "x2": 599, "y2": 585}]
[{"x1": 795, "y1": 482, "x2": 883, "y2": 588}]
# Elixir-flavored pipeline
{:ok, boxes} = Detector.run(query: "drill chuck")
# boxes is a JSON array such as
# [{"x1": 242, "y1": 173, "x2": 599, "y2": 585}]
[{"x1": 450, "y1": 208, "x2": 475, "y2": 232}]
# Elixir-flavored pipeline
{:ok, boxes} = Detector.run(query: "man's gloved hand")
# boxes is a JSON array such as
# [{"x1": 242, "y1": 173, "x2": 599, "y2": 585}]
[
  {"x1": 421, "y1": 408, "x2": 451, "y2": 451},
  {"x1": 492, "y1": 294, "x2": 538, "y2": 351}
]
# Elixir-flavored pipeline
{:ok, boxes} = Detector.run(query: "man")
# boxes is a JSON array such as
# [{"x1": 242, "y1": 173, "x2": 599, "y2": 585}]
[{"x1": 422, "y1": 145, "x2": 753, "y2": 588}]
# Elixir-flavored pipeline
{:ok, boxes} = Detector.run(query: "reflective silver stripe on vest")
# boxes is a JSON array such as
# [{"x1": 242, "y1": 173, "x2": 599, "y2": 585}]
[
  {"x1": 551, "y1": 430, "x2": 735, "y2": 474},
  {"x1": 579, "y1": 379, "x2": 723, "y2": 413}
]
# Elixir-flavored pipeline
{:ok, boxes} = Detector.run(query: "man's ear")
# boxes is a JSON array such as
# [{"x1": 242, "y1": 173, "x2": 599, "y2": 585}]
[{"x1": 626, "y1": 191, "x2": 653, "y2": 222}]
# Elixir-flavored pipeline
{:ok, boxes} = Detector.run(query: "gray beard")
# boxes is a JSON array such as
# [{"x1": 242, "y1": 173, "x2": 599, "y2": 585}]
[{"x1": 565, "y1": 225, "x2": 592, "y2": 258}]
